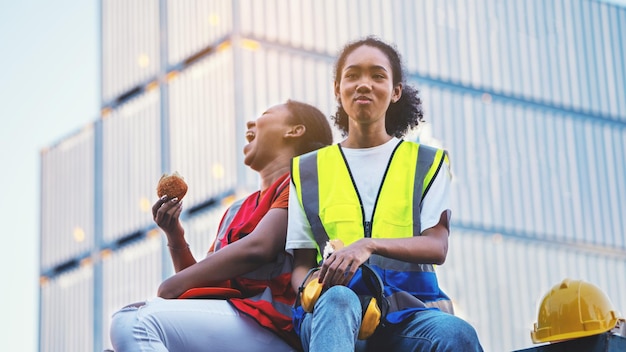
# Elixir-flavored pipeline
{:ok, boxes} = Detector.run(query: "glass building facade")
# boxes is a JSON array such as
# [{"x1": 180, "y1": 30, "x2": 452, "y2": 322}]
[{"x1": 39, "y1": 1, "x2": 625, "y2": 351}]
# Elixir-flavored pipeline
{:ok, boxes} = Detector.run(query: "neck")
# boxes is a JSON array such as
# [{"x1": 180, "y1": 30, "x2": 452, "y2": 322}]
[
  {"x1": 257, "y1": 157, "x2": 291, "y2": 190},
  {"x1": 342, "y1": 128, "x2": 392, "y2": 148},
  {"x1": 341, "y1": 116, "x2": 393, "y2": 148}
]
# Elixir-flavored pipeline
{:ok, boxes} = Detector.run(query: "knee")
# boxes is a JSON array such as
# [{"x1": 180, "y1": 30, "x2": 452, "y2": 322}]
[
  {"x1": 440, "y1": 316, "x2": 482, "y2": 349},
  {"x1": 453, "y1": 318, "x2": 480, "y2": 342},
  {"x1": 109, "y1": 306, "x2": 139, "y2": 337},
  {"x1": 313, "y1": 285, "x2": 362, "y2": 324},
  {"x1": 109, "y1": 304, "x2": 142, "y2": 347},
  {"x1": 316, "y1": 285, "x2": 359, "y2": 310}
]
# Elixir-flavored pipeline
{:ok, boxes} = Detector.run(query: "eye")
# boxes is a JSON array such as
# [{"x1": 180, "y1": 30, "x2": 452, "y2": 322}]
[{"x1": 372, "y1": 73, "x2": 386, "y2": 80}]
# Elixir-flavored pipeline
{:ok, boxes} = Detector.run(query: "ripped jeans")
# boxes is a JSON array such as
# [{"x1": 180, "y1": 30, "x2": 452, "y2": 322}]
[
  {"x1": 109, "y1": 297, "x2": 296, "y2": 352},
  {"x1": 298, "y1": 286, "x2": 484, "y2": 352}
]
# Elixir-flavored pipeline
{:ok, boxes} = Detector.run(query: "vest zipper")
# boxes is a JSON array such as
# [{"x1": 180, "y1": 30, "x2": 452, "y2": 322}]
[
  {"x1": 364, "y1": 221, "x2": 372, "y2": 238},
  {"x1": 337, "y1": 141, "x2": 404, "y2": 240}
]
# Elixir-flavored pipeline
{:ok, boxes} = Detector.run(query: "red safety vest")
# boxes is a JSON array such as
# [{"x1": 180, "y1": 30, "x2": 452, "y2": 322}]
[{"x1": 212, "y1": 173, "x2": 299, "y2": 348}]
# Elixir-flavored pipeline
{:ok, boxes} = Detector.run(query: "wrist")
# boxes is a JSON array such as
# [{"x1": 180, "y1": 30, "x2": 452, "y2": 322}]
[
  {"x1": 364, "y1": 237, "x2": 377, "y2": 256},
  {"x1": 167, "y1": 242, "x2": 190, "y2": 251}
]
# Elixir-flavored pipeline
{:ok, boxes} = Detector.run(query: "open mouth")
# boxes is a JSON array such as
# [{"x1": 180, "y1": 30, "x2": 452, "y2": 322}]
[{"x1": 245, "y1": 131, "x2": 256, "y2": 142}]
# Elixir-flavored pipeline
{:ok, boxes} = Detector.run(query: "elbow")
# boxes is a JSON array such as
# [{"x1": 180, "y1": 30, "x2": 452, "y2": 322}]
[
  {"x1": 433, "y1": 255, "x2": 446, "y2": 266},
  {"x1": 434, "y1": 243, "x2": 448, "y2": 265},
  {"x1": 157, "y1": 279, "x2": 182, "y2": 299}
]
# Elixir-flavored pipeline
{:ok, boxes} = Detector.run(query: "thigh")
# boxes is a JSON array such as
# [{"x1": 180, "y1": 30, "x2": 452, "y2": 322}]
[
  {"x1": 123, "y1": 298, "x2": 296, "y2": 352},
  {"x1": 366, "y1": 309, "x2": 482, "y2": 352}
]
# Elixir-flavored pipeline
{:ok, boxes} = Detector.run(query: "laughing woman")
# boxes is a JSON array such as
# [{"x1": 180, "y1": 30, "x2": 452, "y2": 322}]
[{"x1": 110, "y1": 100, "x2": 332, "y2": 352}]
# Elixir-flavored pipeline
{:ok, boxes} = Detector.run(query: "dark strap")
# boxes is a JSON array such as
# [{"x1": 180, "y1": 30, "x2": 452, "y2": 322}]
[
  {"x1": 271, "y1": 175, "x2": 291, "y2": 203},
  {"x1": 298, "y1": 152, "x2": 330, "y2": 257},
  {"x1": 360, "y1": 264, "x2": 389, "y2": 322},
  {"x1": 413, "y1": 145, "x2": 438, "y2": 236}
]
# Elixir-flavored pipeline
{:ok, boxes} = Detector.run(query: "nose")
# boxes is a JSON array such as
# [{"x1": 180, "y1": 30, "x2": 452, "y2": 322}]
[
  {"x1": 356, "y1": 80, "x2": 372, "y2": 93},
  {"x1": 246, "y1": 120, "x2": 255, "y2": 129}
]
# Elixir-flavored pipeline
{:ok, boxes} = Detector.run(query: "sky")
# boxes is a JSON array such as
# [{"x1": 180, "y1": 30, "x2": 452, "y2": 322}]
[
  {"x1": 0, "y1": 0, "x2": 625, "y2": 351},
  {"x1": 0, "y1": 0, "x2": 98, "y2": 350}
]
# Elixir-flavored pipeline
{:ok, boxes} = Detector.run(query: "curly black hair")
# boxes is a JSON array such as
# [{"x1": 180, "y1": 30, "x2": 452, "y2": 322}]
[{"x1": 332, "y1": 36, "x2": 424, "y2": 138}]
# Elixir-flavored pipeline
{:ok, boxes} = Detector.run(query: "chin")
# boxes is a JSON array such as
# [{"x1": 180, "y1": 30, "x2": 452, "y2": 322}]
[
  {"x1": 352, "y1": 109, "x2": 374, "y2": 121},
  {"x1": 243, "y1": 155, "x2": 252, "y2": 167}
]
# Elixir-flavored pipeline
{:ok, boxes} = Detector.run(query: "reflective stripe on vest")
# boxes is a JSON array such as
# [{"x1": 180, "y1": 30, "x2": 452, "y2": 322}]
[{"x1": 292, "y1": 140, "x2": 454, "y2": 316}]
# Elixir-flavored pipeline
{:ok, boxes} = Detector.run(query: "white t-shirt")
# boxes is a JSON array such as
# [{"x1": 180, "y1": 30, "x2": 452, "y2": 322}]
[{"x1": 286, "y1": 138, "x2": 451, "y2": 251}]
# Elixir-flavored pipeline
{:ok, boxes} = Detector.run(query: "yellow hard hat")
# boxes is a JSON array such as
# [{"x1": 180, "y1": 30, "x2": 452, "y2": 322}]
[{"x1": 531, "y1": 278, "x2": 621, "y2": 343}]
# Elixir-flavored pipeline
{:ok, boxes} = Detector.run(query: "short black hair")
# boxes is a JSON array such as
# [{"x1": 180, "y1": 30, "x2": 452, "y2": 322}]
[{"x1": 285, "y1": 99, "x2": 333, "y2": 155}]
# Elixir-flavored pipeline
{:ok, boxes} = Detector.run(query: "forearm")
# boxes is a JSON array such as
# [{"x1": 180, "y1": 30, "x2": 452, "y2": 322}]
[
  {"x1": 291, "y1": 264, "x2": 312, "y2": 293},
  {"x1": 167, "y1": 241, "x2": 198, "y2": 272},
  {"x1": 291, "y1": 249, "x2": 318, "y2": 292},
  {"x1": 158, "y1": 248, "x2": 267, "y2": 298},
  {"x1": 369, "y1": 210, "x2": 450, "y2": 265},
  {"x1": 164, "y1": 228, "x2": 197, "y2": 272},
  {"x1": 158, "y1": 208, "x2": 290, "y2": 298},
  {"x1": 369, "y1": 235, "x2": 447, "y2": 265},
  {"x1": 159, "y1": 229, "x2": 283, "y2": 298},
  {"x1": 153, "y1": 196, "x2": 191, "y2": 272}
]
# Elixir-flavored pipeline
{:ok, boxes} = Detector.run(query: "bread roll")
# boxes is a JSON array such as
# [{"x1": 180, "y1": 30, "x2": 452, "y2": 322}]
[
  {"x1": 323, "y1": 239, "x2": 345, "y2": 259},
  {"x1": 156, "y1": 172, "x2": 188, "y2": 200}
]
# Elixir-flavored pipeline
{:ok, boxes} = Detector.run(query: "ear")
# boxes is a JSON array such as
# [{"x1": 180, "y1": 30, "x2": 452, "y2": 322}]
[
  {"x1": 285, "y1": 124, "x2": 306, "y2": 139},
  {"x1": 391, "y1": 83, "x2": 403, "y2": 103},
  {"x1": 334, "y1": 81, "x2": 341, "y2": 103}
]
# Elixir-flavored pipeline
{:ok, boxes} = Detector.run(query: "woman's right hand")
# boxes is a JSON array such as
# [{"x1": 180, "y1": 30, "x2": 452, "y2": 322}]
[{"x1": 152, "y1": 196, "x2": 184, "y2": 238}]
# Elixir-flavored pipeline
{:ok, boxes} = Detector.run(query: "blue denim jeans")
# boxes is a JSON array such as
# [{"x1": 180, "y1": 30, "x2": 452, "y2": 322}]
[{"x1": 298, "y1": 286, "x2": 483, "y2": 352}]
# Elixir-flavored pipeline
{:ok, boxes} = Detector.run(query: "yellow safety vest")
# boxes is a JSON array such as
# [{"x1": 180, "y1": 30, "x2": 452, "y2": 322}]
[{"x1": 291, "y1": 140, "x2": 454, "y2": 317}]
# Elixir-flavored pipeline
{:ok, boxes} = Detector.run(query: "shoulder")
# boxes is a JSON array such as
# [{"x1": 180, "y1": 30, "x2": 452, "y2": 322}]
[
  {"x1": 400, "y1": 140, "x2": 445, "y2": 153},
  {"x1": 227, "y1": 197, "x2": 247, "y2": 213},
  {"x1": 300, "y1": 144, "x2": 337, "y2": 158},
  {"x1": 400, "y1": 141, "x2": 449, "y2": 163},
  {"x1": 270, "y1": 184, "x2": 289, "y2": 209},
  {"x1": 292, "y1": 144, "x2": 339, "y2": 168}
]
